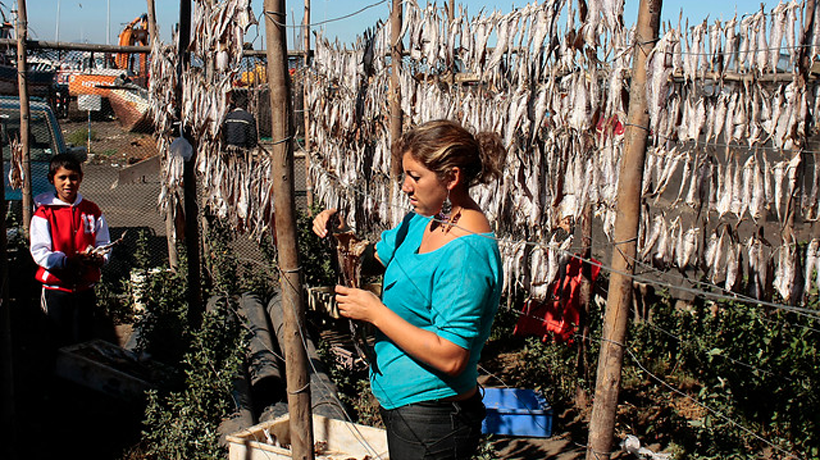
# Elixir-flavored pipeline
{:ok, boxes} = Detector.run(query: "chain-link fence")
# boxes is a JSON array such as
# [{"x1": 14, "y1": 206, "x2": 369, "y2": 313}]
[{"x1": 4, "y1": 44, "x2": 309, "y2": 310}]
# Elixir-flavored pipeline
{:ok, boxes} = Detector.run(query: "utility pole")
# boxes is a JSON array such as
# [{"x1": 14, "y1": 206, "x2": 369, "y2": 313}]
[
  {"x1": 177, "y1": 0, "x2": 203, "y2": 328},
  {"x1": 106, "y1": 0, "x2": 110, "y2": 45},
  {"x1": 145, "y1": 0, "x2": 157, "y2": 46},
  {"x1": 389, "y1": 0, "x2": 403, "y2": 144},
  {"x1": 55, "y1": 0, "x2": 60, "y2": 42},
  {"x1": 16, "y1": 0, "x2": 31, "y2": 235},
  {"x1": 264, "y1": 2, "x2": 314, "y2": 459},
  {"x1": 585, "y1": 0, "x2": 661, "y2": 458},
  {"x1": 303, "y1": 0, "x2": 313, "y2": 208}
]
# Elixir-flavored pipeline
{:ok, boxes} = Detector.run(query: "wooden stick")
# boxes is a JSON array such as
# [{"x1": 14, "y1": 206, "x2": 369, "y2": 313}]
[
  {"x1": 585, "y1": 0, "x2": 662, "y2": 458},
  {"x1": 264, "y1": 1, "x2": 314, "y2": 457}
]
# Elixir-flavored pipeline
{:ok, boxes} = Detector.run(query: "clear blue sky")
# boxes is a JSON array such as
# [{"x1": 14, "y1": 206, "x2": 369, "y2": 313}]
[{"x1": 25, "y1": 1, "x2": 775, "y2": 47}]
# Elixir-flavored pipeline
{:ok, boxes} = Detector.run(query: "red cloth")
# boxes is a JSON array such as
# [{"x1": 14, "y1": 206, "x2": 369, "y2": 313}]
[
  {"x1": 513, "y1": 256, "x2": 601, "y2": 343},
  {"x1": 595, "y1": 114, "x2": 624, "y2": 137}
]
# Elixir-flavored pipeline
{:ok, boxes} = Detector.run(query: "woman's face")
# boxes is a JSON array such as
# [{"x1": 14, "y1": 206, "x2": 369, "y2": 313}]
[{"x1": 401, "y1": 151, "x2": 448, "y2": 217}]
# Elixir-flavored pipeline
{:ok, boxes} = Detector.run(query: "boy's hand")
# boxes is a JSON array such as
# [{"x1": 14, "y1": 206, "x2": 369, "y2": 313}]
[
  {"x1": 78, "y1": 247, "x2": 105, "y2": 267},
  {"x1": 80, "y1": 253, "x2": 105, "y2": 267},
  {"x1": 62, "y1": 256, "x2": 86, "y2": 283}
]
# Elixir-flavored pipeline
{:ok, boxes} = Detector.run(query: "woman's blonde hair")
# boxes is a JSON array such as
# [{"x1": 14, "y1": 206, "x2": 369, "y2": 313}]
[{"x1": 392, "y1": 119, "x2": 505, "y2": 187}]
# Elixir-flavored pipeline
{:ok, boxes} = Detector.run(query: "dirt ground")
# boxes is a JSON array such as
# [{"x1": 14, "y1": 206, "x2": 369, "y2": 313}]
[{"x1": 61, "y1": 108, "x2": 158, "y2": 166}]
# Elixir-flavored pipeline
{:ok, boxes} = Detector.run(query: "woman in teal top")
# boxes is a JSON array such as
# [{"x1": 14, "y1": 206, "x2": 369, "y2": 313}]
[{"x1": 313, "y1": 119, "x2": 506, "y2": 460}]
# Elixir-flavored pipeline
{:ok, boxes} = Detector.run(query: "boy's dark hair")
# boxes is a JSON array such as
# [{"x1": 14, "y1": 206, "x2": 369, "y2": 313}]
[{"x1": 48, "y1": 153, "x2": 83, "y2": 180}]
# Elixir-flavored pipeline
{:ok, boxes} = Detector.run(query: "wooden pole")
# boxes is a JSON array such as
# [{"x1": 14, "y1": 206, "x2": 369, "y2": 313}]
[
  {"x1": 303, "y1": 0, "x2": 313, "y2": 208},
  {"x1": 16, "y1": 0, "x2": 31, "y2": 235},
  {"x1": 389, "y1": 0, "x2": 403, "y2": 145},
  {"x1": 585, "y1": 0, "x2": 661, "y2": 458},
  {"x1": 177, "y1": 0, "x2": 203, "y2": 327},
  {"x1": 145, "y1": 0, "x2": 157, "y2": 45},
  {"x1": 575, "y1": 202, "x2": 592, "y2": 408},
  {"x1": 0, "y1": 131, "x2": 17, "y2": 460},
  {"x1": 264, "y1": 2, "x2": 314, "y2": 458}
]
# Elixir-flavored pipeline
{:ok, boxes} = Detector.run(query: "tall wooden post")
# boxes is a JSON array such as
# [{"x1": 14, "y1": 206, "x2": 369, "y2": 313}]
[
  {"x1": 264, "y1": 2, "x2": 314, "y2": 458},
  {"x1": 16, "y1": 0, "x2": 31, "y2": 234},
  {"x1": 585, "y1": 0, "x2": 661, "y2": 458},
  {"x1": 177, "y1": 0, "x2": 203, "y2": 327},
  {"x1": 303, "y1": 0, "x2": 313, "y2": 208},
  {"x1": 390, "y1": 0, "x2": 403, "y2": 144},
  {"x1": 145, "y1": 0, "x2": 157, "y2": 44},
  {"x1": 576, "y1": 202, "x2": 593, "y2": 408}
]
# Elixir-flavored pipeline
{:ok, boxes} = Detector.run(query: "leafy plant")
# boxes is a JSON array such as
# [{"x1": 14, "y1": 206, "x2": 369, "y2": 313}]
[
  {"x1": 297, "y1": 205, "x2": 336, "y2": 288},
  {"x1": 131, "y1": 250, "x2": 191, "y2": 367},
  {"x1": 626, "y1": 292, "x2": 820, "y2": 459},
  {"x1": 472, "y1": 435, "x2": 500, "y2": 460},
  {"x1": 141, "y1": 299, "x2": 245, "y2": 460},
  {"x1": 202, "y1": 212, "x2": 239, "y2": 297}
]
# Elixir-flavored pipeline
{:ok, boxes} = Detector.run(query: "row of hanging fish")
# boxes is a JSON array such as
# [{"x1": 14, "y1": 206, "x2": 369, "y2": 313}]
[
  {"x1": 652, "y1": 1, "x2": 804, "y2": 81},
  {"x1": 646, "y1": 31, "x2": 815, "y2": 153},
  {"x1": 637, "y1": 209, "x2": 820, "y2": 303},
  {"x1": 397, "y1": 0, "x2": 624, "y2": 81},
  {"x1": 305, "y1": 0, "x2": 820, "y2": 304},
  {"x1": 148, "y1": 0, "x2": 276, "y2": 239},
  {"x1": 641, "y1": 146, "x2": 820, "y2": 223},
  {"x1": 197, "y1": 142, "x2": 275, "y2": 239}
]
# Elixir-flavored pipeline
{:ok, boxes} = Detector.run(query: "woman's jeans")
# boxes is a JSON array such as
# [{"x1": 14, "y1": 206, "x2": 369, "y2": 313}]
[{"x1": 379, "y1": 391, "x2": 486, "y2": 460}]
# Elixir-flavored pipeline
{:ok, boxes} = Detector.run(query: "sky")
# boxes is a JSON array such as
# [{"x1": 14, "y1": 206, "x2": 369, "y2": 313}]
[{"x1": 23, "y1": 1, "x2": 779, "y2": 47}]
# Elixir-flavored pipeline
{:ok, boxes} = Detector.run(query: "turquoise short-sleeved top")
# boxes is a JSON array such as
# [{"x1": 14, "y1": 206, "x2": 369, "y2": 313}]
[{"x1": 372, "y1": 212, "x2": 503, "y2": 410}]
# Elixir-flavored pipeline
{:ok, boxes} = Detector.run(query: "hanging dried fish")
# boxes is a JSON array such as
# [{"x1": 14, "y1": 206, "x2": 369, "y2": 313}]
[
  {"x1": 803, "y1": 239, "x2": 819, "y2": 301},
  {"x1": 773, "y1": 237, "x2": 798, "y2": 303},
  {"x1": 7, "y1": 135, "x2": 22, "y2": 189}
]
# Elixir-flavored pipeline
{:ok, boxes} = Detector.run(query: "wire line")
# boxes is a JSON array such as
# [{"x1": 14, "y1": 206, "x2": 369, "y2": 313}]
[
  {"x1": 624, "y1": 345, "x2": 803, "y2": 460},
  {"x1": 265, "y1": 0, "x2": 389, "y2": 29}
]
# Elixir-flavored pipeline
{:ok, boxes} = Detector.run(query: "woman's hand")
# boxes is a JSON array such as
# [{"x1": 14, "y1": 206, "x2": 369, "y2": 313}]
[
  {"x1": 337, "y1": 283, "x2": 470, "y2": 376},
  {"x1": 335, "y1": 285, "x2": 384, "y2": 324},
  {"x1": 312, "y1": 208, "x2": 346, "y2": 238}
]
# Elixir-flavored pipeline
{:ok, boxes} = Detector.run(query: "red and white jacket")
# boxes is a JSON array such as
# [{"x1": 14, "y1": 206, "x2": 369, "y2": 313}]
[{"x1": 30, "y1": 192, "x2": 110, "y2": 292}]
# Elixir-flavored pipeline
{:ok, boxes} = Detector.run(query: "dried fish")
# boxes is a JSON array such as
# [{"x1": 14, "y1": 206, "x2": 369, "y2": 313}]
[
  {"x1": 773, "y1": 237, "x2": 798, "y2": 303},
  {"x1": 803, "y1": 239, "x2": 819, "y2": 300}
]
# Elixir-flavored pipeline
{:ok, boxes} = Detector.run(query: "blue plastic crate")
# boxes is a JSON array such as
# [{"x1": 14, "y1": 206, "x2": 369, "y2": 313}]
[{"x1": 481, "y1": 388, "x2": 553, "y2": 438}]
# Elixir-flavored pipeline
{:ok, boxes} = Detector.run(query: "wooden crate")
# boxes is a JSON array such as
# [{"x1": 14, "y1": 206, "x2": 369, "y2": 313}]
[{"x1": 227, "y1": 413, "x2": 389, "y2": 460}]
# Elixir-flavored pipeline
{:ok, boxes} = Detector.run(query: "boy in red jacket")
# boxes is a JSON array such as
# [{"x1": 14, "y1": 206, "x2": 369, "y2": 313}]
[{"x1": 30, "y1": 153, "x2": 110, "y2": 347}]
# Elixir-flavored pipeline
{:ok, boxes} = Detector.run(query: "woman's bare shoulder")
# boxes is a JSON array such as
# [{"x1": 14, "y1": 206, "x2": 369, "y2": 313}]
[{"x1": 452, "y1": 209, "x2": 492, "y2": 236}]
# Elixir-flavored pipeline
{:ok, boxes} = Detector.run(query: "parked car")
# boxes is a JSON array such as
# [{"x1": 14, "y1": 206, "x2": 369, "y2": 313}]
[{"x1": 2, "y1": 96, "x2": 87, "y2": 204}]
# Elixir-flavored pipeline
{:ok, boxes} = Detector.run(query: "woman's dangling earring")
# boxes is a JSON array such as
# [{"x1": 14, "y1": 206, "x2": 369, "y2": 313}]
[{"x1": 438, "y1": 190, "x2": 453, "y2": 222}]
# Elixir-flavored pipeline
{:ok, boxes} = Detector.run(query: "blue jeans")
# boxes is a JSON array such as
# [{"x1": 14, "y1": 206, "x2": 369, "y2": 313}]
[{"x1": 379, "y1": 390, "x2": 486, "y2": 460}]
